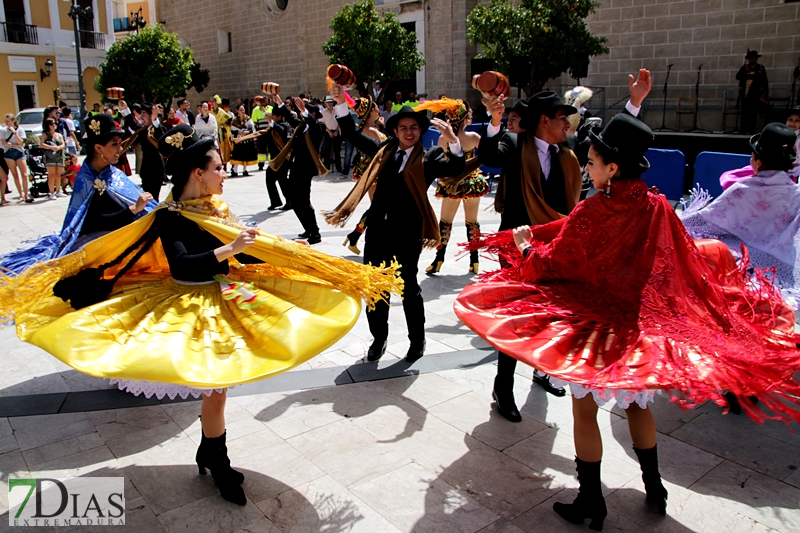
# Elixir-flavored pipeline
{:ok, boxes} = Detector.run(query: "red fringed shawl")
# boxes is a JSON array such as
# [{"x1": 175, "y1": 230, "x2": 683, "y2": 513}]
[{"x1": 455, "y1": 178, "x2": 800, "y2": 423}]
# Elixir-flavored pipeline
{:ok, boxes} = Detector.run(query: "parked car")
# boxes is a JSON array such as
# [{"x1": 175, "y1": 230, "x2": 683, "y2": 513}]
[{"x1": 16, "y1": 107, "x2": 83, "y2": 145}]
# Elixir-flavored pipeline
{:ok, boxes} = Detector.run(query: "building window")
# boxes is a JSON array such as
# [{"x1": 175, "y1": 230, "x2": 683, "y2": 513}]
[{"x1": 218, "y1": 28, "x2": 232, "y2": 54}]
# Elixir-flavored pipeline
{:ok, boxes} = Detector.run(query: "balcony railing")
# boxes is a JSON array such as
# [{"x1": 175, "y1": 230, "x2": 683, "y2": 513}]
[
  {"x1": 1, "y1": 22, "x2": 38, "y2": 45},
  {"x1": 78, "y1": 30, "x2": 105, "y2": 50}
]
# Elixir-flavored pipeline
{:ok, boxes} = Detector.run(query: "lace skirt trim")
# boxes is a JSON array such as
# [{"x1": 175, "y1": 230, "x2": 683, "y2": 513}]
[
  {"x1": 549, "y1": 377, "x2": 658, "y2": 409},
  {"x1": 109, "y1": 379, "x2": 228, "y2": 400}
]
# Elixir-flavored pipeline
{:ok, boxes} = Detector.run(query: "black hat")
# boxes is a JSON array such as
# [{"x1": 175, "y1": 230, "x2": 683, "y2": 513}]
[
  {"x1": 789, "y1": 106, "x2": 800, "y2": 117},
  {"x1": 589, "y1": 113, "x2": 654, "y2": 171},
  {"x1": 749, "y1": 122, "x2": 797, "y2": 165},
  {"x1": 386, "y1": 105, "x2": 431, "y2": 134},
  {"x1": 82, "y1": 113, "x2": 124, "y2": 144},
  {"x1": 220, "y1": 98, "x2": 231, "y2": 106},
  {"x1": 158, "y1": 124, "x2": 215, "y2": 176},
  {"x1": 745, "y1": 50, "x2": 761, "y2": 59},
  {"x1": 509, "y1": 98, "x2": 528, "y2": 116},
  {"x1": 527, "y1": 91, "x2": 578, "y2": 127},
  {"x1": 141, "y1": 102, "x2": 155, "y2": 115}
]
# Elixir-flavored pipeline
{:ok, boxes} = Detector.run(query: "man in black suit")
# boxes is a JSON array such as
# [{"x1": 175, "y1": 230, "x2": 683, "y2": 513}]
[
  {"x1": 480, "y1": 70, "x2": 652, "y2": 423},
  {"x1": 263, "y1": 110, "x2": 290, "y2": 211},
  {"x1": 120, "y1": 100, "x2": 167, "y2": 201},
  {"x1": 271, "y1": 97, "x2": 325, "y2": 244},
  {"x1": 329, "y1": 84, "x2": 465, "y2": 363}
]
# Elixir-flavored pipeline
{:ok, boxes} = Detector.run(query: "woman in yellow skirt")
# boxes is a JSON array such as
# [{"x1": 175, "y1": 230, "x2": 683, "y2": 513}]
[{"x1": 2, "y1": 124, "x2": 402, "y2": 506}]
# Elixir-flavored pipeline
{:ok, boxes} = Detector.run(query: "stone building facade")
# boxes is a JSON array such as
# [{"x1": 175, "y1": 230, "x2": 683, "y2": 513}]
[{"x1": 158, "y1": 0, "x2": 800, "y2": 130}]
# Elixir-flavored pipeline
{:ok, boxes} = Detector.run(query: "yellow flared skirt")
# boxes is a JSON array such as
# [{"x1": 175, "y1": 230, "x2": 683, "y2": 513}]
[{"x1": 16, "y1": 270, "x2": 360, "y2": 388}]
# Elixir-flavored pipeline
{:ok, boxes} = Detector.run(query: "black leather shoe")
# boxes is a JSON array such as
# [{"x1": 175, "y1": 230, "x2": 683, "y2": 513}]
[
  {"x1": 367, "y1": 339, "x2": 387, "y2": 362},
  {"x1": 533, "y1": 372, "x2": 566, "y2": 397},
  {"x1": 492, "y1": 389, "x2": 522, "y2": 423},
  {"x1": 297, "y1": 231, "x2": 310, "y2": 239},
  {"x1": 267, "y1": 204, "x2": 283, "y2": 210},
  {"x1": 281, "y1": 204, "x2": 293, "y2": 211},
  {"x1": 405, "y1": 339, "x2": 426, "y2": 363},
  {"x1": 306, "y1": 234, "x2": 322, "y2": 245}
]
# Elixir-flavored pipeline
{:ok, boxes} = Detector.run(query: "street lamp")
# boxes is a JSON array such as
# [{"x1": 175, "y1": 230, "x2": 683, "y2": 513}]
[
  {"x1": 39, "y1": 58, "x2": 53, "y2": 81},
  {"x1": 130, "y1": 8, "x2": 146, "y2": 33},
  {"x1": 65, "y1": 0, "x2": 92, "y2": 121}
]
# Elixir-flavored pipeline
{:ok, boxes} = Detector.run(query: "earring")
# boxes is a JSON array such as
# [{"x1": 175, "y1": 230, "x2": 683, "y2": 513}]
[{"x1": 604, "y1": 177, "x2": 612, "y2": 198}]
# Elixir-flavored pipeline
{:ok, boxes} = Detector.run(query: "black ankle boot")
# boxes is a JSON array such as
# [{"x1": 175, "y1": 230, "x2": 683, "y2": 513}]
[
  {"x1": 553, "y1": 458, "x2": 607, "y2": 531},
  {"x1": 633, "y1": 445, "x2": 668, "y2": 515},
  {"x1": 342, "y1": 229, "x2": 362, "y2": 255},
  {"x1": 196, "y1": 431, "x2": 247, "y2": 505}
]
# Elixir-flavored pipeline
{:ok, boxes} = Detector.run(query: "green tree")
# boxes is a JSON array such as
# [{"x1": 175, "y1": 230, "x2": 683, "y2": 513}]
[
  {"x1": 467, "y1": 0, "x2": 608, "y2": 95},
  {"x1": 94, "y1": 25, "x2": 195, "y2": 104},
  {"x1": 322, "y1": 0, "x2": 424, "y2": 100},
  {"x1": 188, "y1": 61, "x2": 211, "y2": 94}
]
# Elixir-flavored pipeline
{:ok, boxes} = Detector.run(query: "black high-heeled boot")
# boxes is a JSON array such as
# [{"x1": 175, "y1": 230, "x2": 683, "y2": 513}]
[
  {"x1": 426, "y1": 220, "x2": 452, "y2": 275},
  {"x1": 633, "y1": 445, "x2": 668, "y2": 515},
  {"x1": 553, "y1": 458, "x2": 607, "y2": 531},
  {"x1": 195, "y1": 431, "x2": 247, "y2": 505},
  {"x1": 466, "y1": 221, "x2": 480, "y2": 274},
  {"x1": 342, "y1": 210, "x2": 369, "y2": 255}
]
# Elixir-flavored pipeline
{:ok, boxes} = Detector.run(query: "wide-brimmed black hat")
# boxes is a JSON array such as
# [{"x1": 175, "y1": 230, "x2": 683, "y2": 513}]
[
  {"x1": 589, "y1": 113, "x2": 654, "y2": 171},
  {"x1": 527, "y1": 91, "x2": 578, "y2": 124},
  {"x1": 509, "y1": 98, "x2": 528, "y2": 116},
  {"x1": 749, "y1": 122, "x2": 797, "y2": 164},
  {"x1": 141, "y1": 102, "x2": 155, "y2": 115},
  {"x1": 386, "y1": 105, "x2": 431, "y2": 133},
  {"x1": 81, "y1": 113, "x2": 123, "y2": 144},
  {"x1": 745, "y1": 50, "x2": 762, "y2": 59},
  {"x1": 220, "y1": 98, "x2": 231, "y2": 106},
  {"x1": 158, "y1": 124, "x2": 215, "y2": 176}
]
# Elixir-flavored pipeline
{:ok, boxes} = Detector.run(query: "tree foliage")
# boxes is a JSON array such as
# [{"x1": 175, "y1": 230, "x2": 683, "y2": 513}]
[
  {"x1": 322, "y1": 0, "x2": 425, "y2": 99},
  {"x1": 188, "y1": 61, "x2": 211, "y2": 94},
  {"x1": 95, "y1": 25, "x2": 195, "y2": 104},
  {"x1": 467, "y1": 0, "x2": 608, "y2": 95}
]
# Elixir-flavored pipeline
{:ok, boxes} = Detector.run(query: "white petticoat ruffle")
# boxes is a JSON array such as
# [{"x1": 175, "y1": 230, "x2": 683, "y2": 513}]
[
  {"x1": 109, "y1": 379, "x2": 228, "y2": 400},
  {"x1": 549, "y1": 377, "x2": 658, "y2": 410}
]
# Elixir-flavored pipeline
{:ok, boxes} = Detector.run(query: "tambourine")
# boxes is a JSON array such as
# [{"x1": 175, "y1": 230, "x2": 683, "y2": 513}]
[
  {"x1": 472, "y1": 71, "x2": 510, "y2": 98},
  {"x1": 327, "y1": 64, "x2": 356, "y2": 89},
  {"x1": 106, "y1": 87, "x2": 124, "y2": 100},
  {"x1": 261, "y1": 82, "x2": 280, "y2": 95}
]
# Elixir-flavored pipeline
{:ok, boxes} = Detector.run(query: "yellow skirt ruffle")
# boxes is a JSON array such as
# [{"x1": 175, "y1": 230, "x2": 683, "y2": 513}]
[{"x1": 17, "y1": 270, "x2": 360, "y2": 388}]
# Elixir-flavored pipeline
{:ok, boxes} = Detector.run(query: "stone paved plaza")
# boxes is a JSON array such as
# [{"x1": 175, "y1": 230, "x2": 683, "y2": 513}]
[{"x1": 0, "y1": 163, "x2": 799, "y2": 532}]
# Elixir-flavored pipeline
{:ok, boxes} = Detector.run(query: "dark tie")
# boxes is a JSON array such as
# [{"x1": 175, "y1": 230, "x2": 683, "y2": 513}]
[
  {"x1": 394, "y1": 149, "x2": 405, "y2": 172},
  {"x1": 547, "y1": 145, "x2": 558, "y2": 179}
]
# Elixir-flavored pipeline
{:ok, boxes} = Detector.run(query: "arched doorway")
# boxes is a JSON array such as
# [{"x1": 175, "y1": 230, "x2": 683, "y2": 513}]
[{"x1": 83, "y1": 67, "x2": 102, "y2": 109}]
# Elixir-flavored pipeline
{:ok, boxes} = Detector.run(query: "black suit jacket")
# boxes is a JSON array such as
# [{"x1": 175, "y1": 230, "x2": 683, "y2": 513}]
[
  {"x1": 263, "y1": 122, "x2": 289, "y2": 159},
  {"x1": 338, "y1": 114, "x2": 466, "y2": 231},
  {"x1": 123, "y1": 114, "x2": 166, "y2": 183},
  {"x1": 271, "y1": 105, "x2": 323, "y2": 177}
]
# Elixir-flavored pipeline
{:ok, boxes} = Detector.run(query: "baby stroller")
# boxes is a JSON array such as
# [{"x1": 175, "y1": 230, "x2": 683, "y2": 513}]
[{"x1": 26, "y1": 147, "x2": 50, "y2": 199}]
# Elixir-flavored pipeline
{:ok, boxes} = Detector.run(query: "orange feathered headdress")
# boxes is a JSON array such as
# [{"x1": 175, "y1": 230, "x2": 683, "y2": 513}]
[{"x1": 415, "y1": 97, "x2": 468, "y2": 127}]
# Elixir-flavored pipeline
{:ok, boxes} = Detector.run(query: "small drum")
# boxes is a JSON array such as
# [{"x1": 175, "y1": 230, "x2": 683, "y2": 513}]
[
  {"x1": 261, "y1": 82, "x2": 280, "y2": 95},
  {"x1": 327, "y1": 64, "x2": 356, "y2": 88},
  {"x1": 473, "y1": 71, "x2": 510, "y2": 98},
  {"x1": 106, "y1": 87, "x2": 124, "y2": 100}
]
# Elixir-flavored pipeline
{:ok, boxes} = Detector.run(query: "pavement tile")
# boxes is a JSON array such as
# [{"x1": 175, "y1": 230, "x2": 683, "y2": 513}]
[
  {"x1": 157, "y1": 493, "x2": 268, "y2": 533},
  {"x1": 9, "y1": 412, "x2": 95, "y2": 451},
  {"x1": 0, "y1": 451, "x2": 31, "y2": 515},
  {"x1": 88, "y1": 405, "x2": 173, "y2": 443},
  {"x1": 688, "y1": 460, "x2": 800, "y2": 532},
  {"x1": 21, "y1": 432, "x2": 105, "y2": 468},
  {"x1": 427, "y1": 390, "x2": 548, "y2": 451},
  {"x1": 257, "y1": 474, "x2": 403, "y2": 533},
  {"x1": 350, "y1": 462, "x2": 498, "y2": 533},
  {"x1": 671, "y1": 413, "x2": 800, "y2": 480},
  {"x1": 368, "y1": 372, "x2": 473, "y2": 409}
]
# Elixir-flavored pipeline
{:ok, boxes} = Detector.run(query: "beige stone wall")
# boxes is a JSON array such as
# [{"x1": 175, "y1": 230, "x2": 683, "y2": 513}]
[
  {"x1": 558, "y1": 0, "x2": 800, "y2": 129},
  {"x1": 157, "y1": 0, "x2": 474, "y2": 106}
]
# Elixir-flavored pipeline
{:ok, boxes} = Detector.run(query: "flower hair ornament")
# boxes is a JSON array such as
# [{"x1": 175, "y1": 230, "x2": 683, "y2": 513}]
[{"x1": 88, "y1": 120, "x2": 101, "y2": 135}]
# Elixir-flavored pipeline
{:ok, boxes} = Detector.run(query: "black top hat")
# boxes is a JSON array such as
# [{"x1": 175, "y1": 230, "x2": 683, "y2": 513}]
[
  {"x1": 386, "y1": 105, "x2": 431, "y2": 134},
  {"x1": 527, "y1": 91, "x2": 578, "y2": 122},
  {"x1": 82, "y1": 113, "x2": 124, "y2": 144},
  {"x1": 749, "y1": 122, "x2": 797, "y2": 165},
  {"x1": 745, "y1": 50, "x2": 762, "y2": 59},
  {"x1": 589, "y1": 113, "x2": 654, "y2": 172},
  {"x1": 158, "y1": 124, "x2": 215, "y2": 176},
  {"x1": 220, "y1": 98, "x2": 231, "y2": 106},
  {"x1": 141, "y1": 102, "x2": 155, "y2": 115}
]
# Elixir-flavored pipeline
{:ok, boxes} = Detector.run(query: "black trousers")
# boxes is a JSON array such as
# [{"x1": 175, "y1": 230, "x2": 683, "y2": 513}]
[
  {"x1": 364, "y1": 222, "x2": 425, "y2": 343},
  {"x1": 287, "y1": 167, "x2": 319, "y2": 235},
  {"x1": 741, "y1": 98, "x2": 759, "y2": 134},
  {"x1": 265, "y1": 166, "x2": 288, "y2": 207},
  {"x1": 141, "y1": 171, "x2": 163, "y2": 202}
]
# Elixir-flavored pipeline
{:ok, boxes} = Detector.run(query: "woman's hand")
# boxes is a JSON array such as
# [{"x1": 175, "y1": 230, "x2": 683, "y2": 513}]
[
  {"x1": 431, "y1": 118, "x2": 458, "y2": 144},
  {"x1": 512, "y1": 226, "x2": 533, "y2": 253},
  {"x1": 130, "y1": 192, "x2": 154, "y2": 214},
  {"x1": 230, "y1": 227, "x2": 260, "y2": 255}
]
